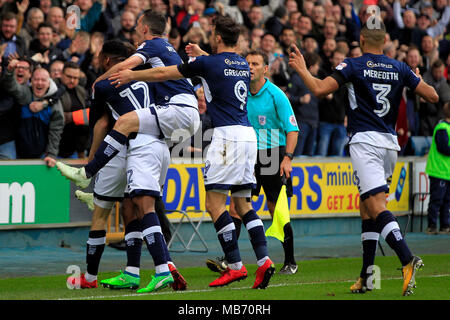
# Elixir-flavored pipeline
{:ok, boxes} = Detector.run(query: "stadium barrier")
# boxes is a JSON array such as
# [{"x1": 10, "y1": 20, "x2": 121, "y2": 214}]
[{"x1": 0, "y1": 157, "x2": 429, "y2": 233}]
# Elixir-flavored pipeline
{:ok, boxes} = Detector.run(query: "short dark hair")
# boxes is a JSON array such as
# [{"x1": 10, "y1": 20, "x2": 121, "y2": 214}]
[
  {"x1": 18, "y1": 56, "x2": 35, "y2": 71},
  {"x1": 63, "y1": 61, "x2": 80, "y2": 72},
  {"x1": 1, "y1": 11, "x2": 18, "y2": 23},
  {"x1": 443, "y1": 102, "x2": 450, "y2": 118},
  {"x1": 213, "y1": 15, "x2": 241, "y2": 46},
  {"x1": 100, "y1": 40, "x2": 136, "y2": 61},
  {"x1": 304, "y1": 52, "x2": 321, "y2": 69},
  {"x1": 141, "y1": 10, "x2": 167, "y2": 36},
  {"x1": 37, "y1": 22, "x2": 54, "y2": 32},
  {"x1": 432, "y1": 59, "x2": 444, "y2": 69},
  {"x1": 246, "y1": 50, "x2": 269, "y2": 66},
  {"x1": 360, "y1": 18, "x2": 386, "y2": 46}
]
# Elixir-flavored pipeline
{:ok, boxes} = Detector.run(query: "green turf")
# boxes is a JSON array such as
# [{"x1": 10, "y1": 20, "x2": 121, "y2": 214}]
[{"x1": 1, "y1": 254, "x2": 448, "y2": 300}]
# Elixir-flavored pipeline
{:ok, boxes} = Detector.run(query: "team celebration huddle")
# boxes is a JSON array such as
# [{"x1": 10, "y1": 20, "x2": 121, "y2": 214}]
[{"x1": 51, "y1": 7, "x2": 439, "y2": 297}]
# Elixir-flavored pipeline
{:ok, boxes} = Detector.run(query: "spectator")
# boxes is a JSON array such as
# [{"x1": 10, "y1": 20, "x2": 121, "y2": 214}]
[
  {"x1": 19, "y1": 7, "x2": 45, "y2": 47},
  {"x1": 285, "y1": 0, "x2": 298, "y2": 15},
  {"x1": 76, "y1": 0, "x2": 104, "y2": 33},
  {"x1": 260, "y1": 32, "x2": 276, "y2": 65},
  {"x1": 250, "y1": 26, "x2": 264, "y2": 50},
  {"x1": 39, "y1": 0, "x2": 52, "y2": 16},
  {"x1": 14, "y1": 57, "x2": 34, "y2": 85},
  {"x1": 319, "y1": 38, "x2": 337, "y2": 76},
  {"x1": 47, "y1": 6, "x2": 67, "y2": 46},
  {"x1": 2, "y1": 59, "x2": 64, "y2": 166},
  {"x1": 297, "y1": 15, "x2": 313, "y2": 39},
  {"x1": 302, "y1": 34, "x2": 319, "y2": 55},
  {"x1": 279, "y1": 26, "x2": 296, "y2": 56},
  {"x1": 316, "y1": 49, "x2": 348, "y2": 157},
  {"x1": 394, "y1": 9, "x2": 427, "y2": 48},
  {"x1": 288, "y1": 52, "x2": 321, "y2": 156},
  {"x1": 62, "y1": 31, "x2": 91, "y2": 66},
  {"x1": 49, "y1": 59, "x2": 64, "y2": 80},
  {"x1": 173, "y1": 0, "x2": 200, "y2": 37},
  {"x1": 349, "y1": 42, "x2": 362, "y2": 58},
  {"x1": 310, "y1": 2, "x2": 326, "y2": 40},
  {"x1": 58, "y1": 62, "x2": 90, "y2": 159},
  {"x1": 404, "y1": 47, "x2": 424, "y2": 138},
  {"x1": 248, "y1": 5, "x2": 265, "y2": 30},
  {"x1": 288, "y1": 11, "x2": 301, "y2": 30},
  {"x1": 420, "y1": 60, "x2": 450, "y2": 136},
  {"x1": 29, "y1": 22, "x2": 64, "y2": 69},
  {"x1": 1, "y1": 11, "x2": 27, "y2": 58},
  {"x1": 115, "y1": 10, "x2": 137, "y2": 44},
  {"x1": 421, "y1": 35, "x2": 439, "y2": 72},
  {"x1": 0, "y1": 51, "x2": 20, "y2": 159},
  {"x1": 425, "y1": 102, "x2": 450, "y2": 234},
  {"x1": 265, "y1": 6, "x2": 288, "y2": 39}
]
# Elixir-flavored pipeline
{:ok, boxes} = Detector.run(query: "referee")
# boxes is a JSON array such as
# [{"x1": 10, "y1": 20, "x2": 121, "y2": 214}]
[{"x1": 246, "y1": 50, "x2": 299, "y2": 274}]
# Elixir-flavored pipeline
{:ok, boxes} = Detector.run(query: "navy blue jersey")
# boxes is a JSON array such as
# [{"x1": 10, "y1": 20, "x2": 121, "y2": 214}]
[
  {"x1": 177, "y1": 52, "x2": 251, "y2": 128},
  {"x1": 91, "y1": 79, "x2": 155, "y2": 124},
  {"x1": 332, "y1": 53, "x2": 420, "y2": 149},
  {"x1": 133, "y1": 38, "x2": 196, "y2": 106}
]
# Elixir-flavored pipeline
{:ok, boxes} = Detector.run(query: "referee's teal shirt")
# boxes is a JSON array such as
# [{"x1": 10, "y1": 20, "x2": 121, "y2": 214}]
[{"x1": 247, "y1": 78, "x2": 299, "y2": 150}]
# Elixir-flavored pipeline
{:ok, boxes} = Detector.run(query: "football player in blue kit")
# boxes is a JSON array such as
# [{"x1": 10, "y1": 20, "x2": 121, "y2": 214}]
[
  {"x1": 57, "y1": 10, "x2": 199, "y2": 185},
  {"x1": 109, "y1": 15, "x2": 276, "y2": 290},
  {"x1": 63, "y1": 40, "x2": 186, "y2": 293},
  {"x1": 288, "y1": 18, "x2": 438, "y2": 296}
]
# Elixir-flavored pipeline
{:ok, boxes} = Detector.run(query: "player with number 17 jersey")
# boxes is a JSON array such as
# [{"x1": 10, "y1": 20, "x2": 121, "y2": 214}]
[
  {"x1": 178, "y1": 52, "x2": 257, "y2": 191},
  {"x1": 331, "y1": 53, "x2": 420, "y2": 151}
]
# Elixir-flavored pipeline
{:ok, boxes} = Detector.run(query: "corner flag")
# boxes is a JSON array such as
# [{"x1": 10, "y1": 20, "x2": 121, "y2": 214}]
[{"x1": 265, "y1": 182, "x2": 290, "y2": 242}]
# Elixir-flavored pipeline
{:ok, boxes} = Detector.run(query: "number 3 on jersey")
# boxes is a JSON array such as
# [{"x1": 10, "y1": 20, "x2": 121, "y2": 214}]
[{"x1": 372, "y1": 83, "x2": 391, "y2": 117}]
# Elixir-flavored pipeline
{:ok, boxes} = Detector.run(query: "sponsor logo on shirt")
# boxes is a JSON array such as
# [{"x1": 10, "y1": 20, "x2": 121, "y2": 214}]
[
  {"x1": 258, "y1": 115, "x2": 266, "y2": 125},
  {"x1": 335, "y1": 62, "x2": 347, "y2": 70}
]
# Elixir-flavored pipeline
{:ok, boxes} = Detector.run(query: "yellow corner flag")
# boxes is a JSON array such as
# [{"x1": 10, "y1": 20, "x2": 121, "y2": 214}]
[{"x1": 265, "y1": 185, "x2": 291, "y2": 242}]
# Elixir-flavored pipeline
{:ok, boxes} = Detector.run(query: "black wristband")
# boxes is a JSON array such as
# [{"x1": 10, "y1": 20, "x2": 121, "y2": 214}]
[{"x1": 285, "y1": 152, "x2": 294, "y2": 160}]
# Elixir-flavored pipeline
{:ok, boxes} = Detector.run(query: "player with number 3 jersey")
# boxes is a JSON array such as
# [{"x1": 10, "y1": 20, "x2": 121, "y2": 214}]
[{"x1": 289, "y1": 18, "x2": 438, "y2": 296}]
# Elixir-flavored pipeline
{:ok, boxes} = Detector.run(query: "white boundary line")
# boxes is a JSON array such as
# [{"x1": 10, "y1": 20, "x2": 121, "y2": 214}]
[{"x1": 58, "y1": 274, "x2": 449, "y2": 300}]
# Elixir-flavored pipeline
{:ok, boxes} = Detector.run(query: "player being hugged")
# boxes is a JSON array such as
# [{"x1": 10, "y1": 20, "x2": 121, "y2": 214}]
[
  {"x1": 110, "y1": 15, "x2": 276, "y2": 290},
  {"x1": 288, "y1": 17, "x2": 438, "y2": 296}
]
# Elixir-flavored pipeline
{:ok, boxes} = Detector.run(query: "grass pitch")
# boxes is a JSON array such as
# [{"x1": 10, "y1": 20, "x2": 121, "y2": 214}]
[{"x1": 0, "y1": 254, "x2": 448, "y2": 300}]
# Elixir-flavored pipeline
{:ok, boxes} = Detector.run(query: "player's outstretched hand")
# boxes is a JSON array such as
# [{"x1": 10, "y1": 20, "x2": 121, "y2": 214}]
[
  {"x1": 109, "y1": 69, "x2": 133, "y2": 88},
  {"x1": 415, "y1": 67, "x2": 423, "y2": 81},
  {"x1": 288, "y1": 44, "x2": 306, "y2": 74},
  {"x1": 185, "y1": 43, "x2": 208, "y2": 57}
]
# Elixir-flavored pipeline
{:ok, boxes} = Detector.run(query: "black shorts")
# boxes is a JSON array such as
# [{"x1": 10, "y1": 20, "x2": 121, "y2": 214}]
[{"x1": 252, "y1": 146, "x2": 293, "y2": 203}]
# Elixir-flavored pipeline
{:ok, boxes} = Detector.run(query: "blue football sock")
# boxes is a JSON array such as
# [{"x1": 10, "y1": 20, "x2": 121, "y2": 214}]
[
  {"x1": 360, "y1": 219, "x2": 379, "y2": 278},
  {"x1": 376, "y1": 211, "x2": 413, "y2": 266},
  {"x1": 242, "y1": 210, "x2": 268, "y2": 262},
  {"x1": 214, "y1": 211, "x2": 242, "y2": 265},
  {"x1": 142, "y1": 212, "x2": 168, "y2": 267}
]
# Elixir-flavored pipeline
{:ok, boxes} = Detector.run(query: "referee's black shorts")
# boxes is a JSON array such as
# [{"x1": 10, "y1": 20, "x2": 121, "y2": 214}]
[{"x1": 252, "y1": 146, "x2": 293, "y2": 203}]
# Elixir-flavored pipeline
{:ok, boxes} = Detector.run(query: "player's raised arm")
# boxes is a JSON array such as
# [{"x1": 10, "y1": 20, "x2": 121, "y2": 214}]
[
  {"x1": 109, "y1": 65, "x2": 184, "y2": 87},
  {"x1": 413, "y1": 68, "x2": 439, "y2": 103},
  {"x1": 288, "y1": 44, "x2": 339, "y2": 98},
  {"x1": 95, "y1": 55, "x2": 143, "y2": 85}
]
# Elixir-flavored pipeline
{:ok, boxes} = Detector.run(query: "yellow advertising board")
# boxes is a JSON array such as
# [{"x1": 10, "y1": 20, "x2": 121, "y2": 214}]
[{"x1": 162, "y1": 161, "x2": 409, "y2": 219}]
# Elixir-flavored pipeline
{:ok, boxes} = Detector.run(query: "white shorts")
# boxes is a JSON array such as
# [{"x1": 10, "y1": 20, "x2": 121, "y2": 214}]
[
  {"x1": 125, "y1": 133, "x2": 170, "y2": 198},
  {"x1": 135, "y1": 105, "x2": 200, "y2": 142},
  {"x1": 204, "y1": 136, "x2": 257, "y2": 197},
  {"x1": 93, "y1": 147, "x2": 127, "y2": 209},
  {"x1": 350, "y1": 142, "x2": 397, "y2": 201}
]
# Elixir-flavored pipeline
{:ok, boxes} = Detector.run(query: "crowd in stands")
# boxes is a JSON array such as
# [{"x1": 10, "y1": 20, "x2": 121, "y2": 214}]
[{"x1": 0, "y1": 0, "x2": 449, "y2": 162}]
